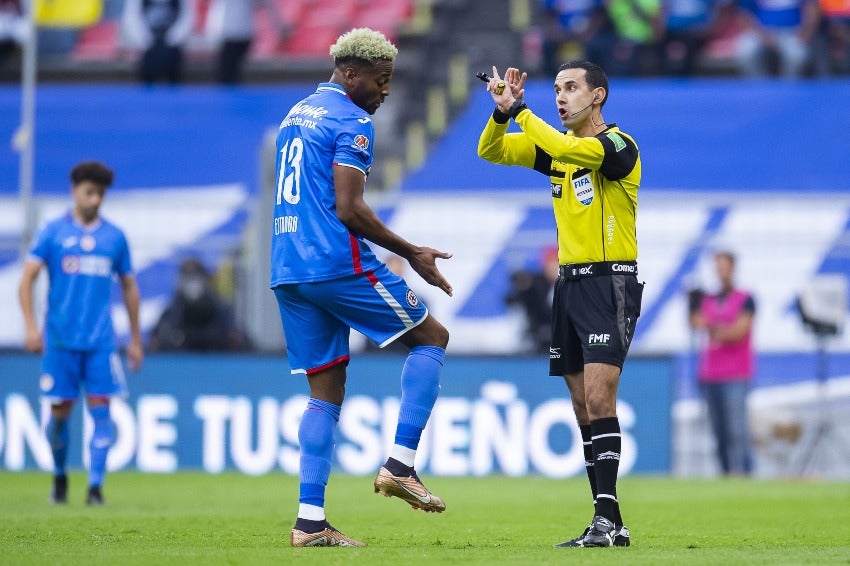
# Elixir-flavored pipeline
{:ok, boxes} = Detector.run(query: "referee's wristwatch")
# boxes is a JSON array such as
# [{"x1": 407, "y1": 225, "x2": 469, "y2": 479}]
[{"x1": 508, "y1": 99, "x2": 528, "y2": 119}]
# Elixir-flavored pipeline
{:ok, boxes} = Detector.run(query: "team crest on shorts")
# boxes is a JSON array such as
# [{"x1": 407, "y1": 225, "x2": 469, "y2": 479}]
[
  {"x1": 40, "y1": 373, "x2": 54, "y2": 392},
  {"x1": 406, "y1": 289, "x2": 419, "y2": 308}
]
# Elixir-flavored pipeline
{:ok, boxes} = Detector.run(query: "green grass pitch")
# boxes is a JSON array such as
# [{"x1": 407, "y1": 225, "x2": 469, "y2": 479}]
[{"x1": 1, "y1": 472, "x2": 849, "y2": 565}]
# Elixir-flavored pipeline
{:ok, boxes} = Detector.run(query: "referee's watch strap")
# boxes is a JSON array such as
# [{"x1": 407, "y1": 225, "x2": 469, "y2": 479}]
[{"x1": 508, "y1": 100, "x2": 528, "y2": 119}]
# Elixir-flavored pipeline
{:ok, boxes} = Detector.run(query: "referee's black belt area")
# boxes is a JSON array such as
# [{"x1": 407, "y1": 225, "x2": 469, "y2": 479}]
[{"x1": 559, "y1": 261, "x2": 637, "y2": 280}]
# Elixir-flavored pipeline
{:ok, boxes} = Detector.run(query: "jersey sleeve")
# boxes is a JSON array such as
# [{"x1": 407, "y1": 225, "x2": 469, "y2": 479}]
[
  {"x1": 333, "y1": 114, "x2": 374, "y2": 175},
  {"x1": 29, "y1": 221, "x2": 55, "y2": 264},
  {"x1": 597, "y1": 130, "x2": 639, "y2": 181},
  {"x1": 514, "y1": 108, "x2": 607, "y2": 170},
  {"x1": 115, "y1": 231, "x2": 133, "y2": 276},
  {"x1": 477, "y1": 113, "x2": 539, "y2": 170}
]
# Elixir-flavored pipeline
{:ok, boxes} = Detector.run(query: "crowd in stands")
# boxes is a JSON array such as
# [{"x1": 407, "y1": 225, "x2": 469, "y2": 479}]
[
  {"x1": 2, "y1": 0, "x2": 847, "y2": 81},
  {"x1": 537, "y1": 0, "x2": 850, "y2": 77},
  {"x1": 0, "y1": 0, "x2": 414, "y2": 83}
]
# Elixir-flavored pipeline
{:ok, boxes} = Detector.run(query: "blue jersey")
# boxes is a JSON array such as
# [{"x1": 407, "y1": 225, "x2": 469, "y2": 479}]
[
  {"x1": 270, "y1": 82, "x2": 384, "y2": 286},
  {"x1": 30, "y1": 212, "x2": 133, "y2": 351}
]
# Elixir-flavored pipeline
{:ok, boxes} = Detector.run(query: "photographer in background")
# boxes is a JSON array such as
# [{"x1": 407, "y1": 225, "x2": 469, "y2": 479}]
[
  {"x1": 688, "y1": 250, "x2": 755, "y2": 476},
  {"x1": 149, "y1": 257, "x2": 250, "y2": 352}
]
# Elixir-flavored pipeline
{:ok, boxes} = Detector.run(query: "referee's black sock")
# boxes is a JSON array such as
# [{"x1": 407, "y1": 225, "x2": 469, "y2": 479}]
[
  {"x1": 591, "y1": 416, "x2": 622, "y2": 525},
  {"x1": 579, "y1": 424, "x2": 598, "y2": 504}
]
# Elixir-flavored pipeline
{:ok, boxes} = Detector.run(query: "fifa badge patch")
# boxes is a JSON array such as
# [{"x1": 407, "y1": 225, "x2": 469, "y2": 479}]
[
  {"x1": 406, "y1": 289, "x2": 419, "y2": 308},
  {"x1": 572, "y1": 172, "x2": 594, "y2": 206}
]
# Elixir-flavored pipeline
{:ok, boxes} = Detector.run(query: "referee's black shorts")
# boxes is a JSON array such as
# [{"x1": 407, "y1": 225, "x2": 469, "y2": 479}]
[{"x1": 549, "y1": 271, "x2": 644, "y2": 376}]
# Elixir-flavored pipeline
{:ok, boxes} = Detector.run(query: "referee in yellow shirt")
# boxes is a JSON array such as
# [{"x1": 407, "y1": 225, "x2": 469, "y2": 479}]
[{"x1": 478, "y1": 61, "x2": 643, "y2": 549}]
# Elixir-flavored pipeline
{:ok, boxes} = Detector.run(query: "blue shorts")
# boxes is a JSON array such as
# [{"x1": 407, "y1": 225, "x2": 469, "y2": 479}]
[
  {"x1": 274, "y1": 264, "x2": 428, "y2": 374},
  {"x1": 40, "y1": 348, "x2": 127, "y2": 402}
]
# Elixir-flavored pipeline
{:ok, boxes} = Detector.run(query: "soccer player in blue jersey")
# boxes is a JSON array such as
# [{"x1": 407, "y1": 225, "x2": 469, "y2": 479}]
[
  {"x1": 18, "y1": 161, "x2": 143, "y2": 506},
  {"x1": 271, "y1": 28, "x2": 454, "y2": 547}
]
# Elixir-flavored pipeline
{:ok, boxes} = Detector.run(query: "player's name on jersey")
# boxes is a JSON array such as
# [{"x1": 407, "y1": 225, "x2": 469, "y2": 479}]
[{"x1": 274, "y1": 215, "x2": 298, "y2": 235}]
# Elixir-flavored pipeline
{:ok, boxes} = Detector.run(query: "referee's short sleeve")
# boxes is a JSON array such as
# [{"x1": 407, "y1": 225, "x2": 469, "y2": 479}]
[{"x1": 597, "y1": 131, "x2": 639, "y2": 181}]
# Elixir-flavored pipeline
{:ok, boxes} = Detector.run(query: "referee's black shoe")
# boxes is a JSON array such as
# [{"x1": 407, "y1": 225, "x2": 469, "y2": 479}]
[
  {"x1": 582, "y1": 515, "x2": 617, "y2": 547},
  {"x1": 554, "y1": 522, "x2": 630, "y2": 547}
]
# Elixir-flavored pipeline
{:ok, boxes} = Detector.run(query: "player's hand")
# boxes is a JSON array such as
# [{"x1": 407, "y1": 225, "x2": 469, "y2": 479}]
[
  {"x1": 407, "y1": 247, "x2": 453, "y2": 297},
  {"x1": 127, "y1": 339, "x2": 144, "y2": 372},
  {"x1": 23, "y1": 327, "x2": 43, "y2": 354}
]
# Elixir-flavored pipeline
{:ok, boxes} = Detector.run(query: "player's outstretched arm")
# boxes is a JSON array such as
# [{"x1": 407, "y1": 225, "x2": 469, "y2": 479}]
[
  {"x1": 18, "y1": 259, "x2": 44, "y2": 353},
  {"x1": 334, "y1": 165, "x2": 453, "y2": 296},
  {"x1": 120, "y1": 274, "x2": 144, "y2": 371}
]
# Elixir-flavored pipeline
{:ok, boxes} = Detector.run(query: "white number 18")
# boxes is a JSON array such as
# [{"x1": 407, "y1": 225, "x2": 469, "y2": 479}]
[{"x1": 276, "y1": 137, "x2": 303, "y2": 205}]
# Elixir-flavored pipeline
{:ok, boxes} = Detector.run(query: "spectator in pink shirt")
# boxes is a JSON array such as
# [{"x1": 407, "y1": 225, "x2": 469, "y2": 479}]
[{"x1": 689, "y1": 250, "x2": 755, "y2": 476}]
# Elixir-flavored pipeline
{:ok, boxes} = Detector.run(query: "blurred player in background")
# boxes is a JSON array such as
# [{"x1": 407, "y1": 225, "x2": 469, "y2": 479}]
[
  {"x1": 478, "y1": 61, "x2": 643, "y2": 548},
  {"x1": 270, "y1": 28, "x2": 453, "y2": 547},
  {"x1": 688, "y1": 250, "x2": 755, "y2": 476},
  {"x1": 18, "y1": 160, "x2": 143, "y2": 505}
]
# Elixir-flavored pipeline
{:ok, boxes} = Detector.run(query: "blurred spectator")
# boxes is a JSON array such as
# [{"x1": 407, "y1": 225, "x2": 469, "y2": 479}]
[
  {"x1": 662, "y1": 0, "x2": 725, "y2": 75},
  {"x1": 505, "y1": 246, "x2": 559, "y2": 353},
  {"x1": 122, "y1": 0, "x2": 196, "y2": 84},
  {"x1": 688, "y1": 250, "x2": 755, "y2": 476},
  {"x1": 605, "y1": 0, "x2": 665, "y2": 75},
  {"x1": 735, "y1": 0, "x2": 820, "y2": 77},
  {"x1": 205, "y1": 0, "x2": 290, "y2": 85},
  {"x1": 814, "y1": 0, "x2": 850, "y2": 74},
  {"x1": 149, "y1": 257, "x2": 251, "y2": 351},
  {"x1": 0, "y1": 0, "x2": 26, "y2": 79},
  {"x1": 538, "y1": 0, "x2": 616, "y2": 76}
]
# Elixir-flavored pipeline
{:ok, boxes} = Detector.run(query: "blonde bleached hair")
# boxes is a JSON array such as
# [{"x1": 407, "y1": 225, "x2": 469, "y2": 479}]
[{"x1": 329, "y1": 27, "x2": 398, "y2": 63}]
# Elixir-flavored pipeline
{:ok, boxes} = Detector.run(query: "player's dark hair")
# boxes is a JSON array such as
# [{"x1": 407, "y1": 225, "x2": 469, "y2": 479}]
[
  {"x1": 70, "y1": 160, "x2": 114, "y2": 189},
  {"x1": 558, "y1": 60, "x2": 609, "y2": 107},
  {"x1": 333, "y1": 55, "x2": 381, "y2": 71}
]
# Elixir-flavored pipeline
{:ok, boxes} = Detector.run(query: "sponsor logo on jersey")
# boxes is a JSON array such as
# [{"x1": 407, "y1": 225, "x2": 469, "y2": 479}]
[
  {"x1": 80, "y1": 235, "x2": 96, "y2": 252},
  {"x1": 551, "y1": 183, "x2": 562, "y2": 198},
  {"x1": 572, "y1": 173, "x2": 594, "y2": 205},
  {"x1": 62, "y1": 255, "x2": 80, "y2": 274},
  {"x1": 61, "y1": 254, "x2": 112, "y2": 277},
  {"x1": 357, "y1": 117, "x2": 371, "y2": 124},
  {"x1": 406, "y1": 289, "x2": 419, "y2": 308},
  {"x1": 353, "y1": 134, "x2": 370, "y2": 152},
  {"x1": 62, "y1": 236, "x2": 78, "y2": 248},
  {"x1": 588, "y1": 333, "x2": 610, "y2": 346}
]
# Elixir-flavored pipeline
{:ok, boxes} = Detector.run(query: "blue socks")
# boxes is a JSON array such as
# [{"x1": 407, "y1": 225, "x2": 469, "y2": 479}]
[
  {"x1": 88, "y1": 405, "x2": 113, "y2": 488},
  {"x1": 46, "y1": 415, "x2": 69, "y2": 476},
  {"x1": 390, "y1": 346, "x2": 444, "y2": 467},
  {"x1": 297, "y1": 398, "x2": 341, "y2": 522}
]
